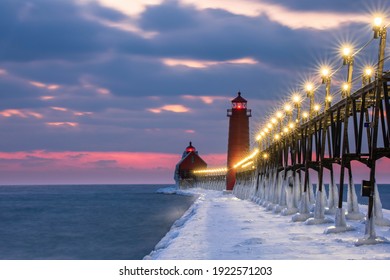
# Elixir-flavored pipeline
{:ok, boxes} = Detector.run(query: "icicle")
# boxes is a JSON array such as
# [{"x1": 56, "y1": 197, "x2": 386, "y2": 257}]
[
  {"x1": 324, "y1": 207, "x2": 355, "y2": 234},
  {"x1": 291, "y1": 191, "x2": 313, "y2": 222},
  {"x1": 307, "y1": 176, "x2": 315, "y2": 209},
  {"x1": 322, "y1": 184, "x2": 329, "y2": 210},
  {"x1": 274, "y1": 174, "x2": 287, "y2": 213},
  {"x1": 258, "y1": 179, "x2": 265, "y2": 205},
  {"x1": 273, "y1": 173, "x2": 281, "y2": 206},
  {"x1": 265, "y1": 171, "x2": 276, "y2": 210},
  {"x1": 355, "y1": 214, "x2": 390, "y2": 246},
  {"x1": 373, "y1": 183, "x2": 390, "y2": 226},
  {"x1": 305, "y1": 188, "x2": 333, "y2": 225},
  {"x1": 345, "y1": 176, "x2": 364, "y2": 220},
  {"x1": 293, "y1": 172, "x2": 301, "y2": 210},
  {"x1": 279, "y1": 180, "x2": 287, "y2": 208},
  {"x1": 261, "y1": 177, "x2": 270, "y2": 207},
  {"x1": 281, "y1": 172, "x2": 299, "y2": 215},
  {"x1": 325, "y1": 176, "x2": 338, "y2": 215}
]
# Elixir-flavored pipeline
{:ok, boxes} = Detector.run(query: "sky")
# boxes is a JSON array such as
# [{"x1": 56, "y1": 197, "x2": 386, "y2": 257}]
[{"x1": 0, "y1": 0, "x2": 389, "y2": 185}]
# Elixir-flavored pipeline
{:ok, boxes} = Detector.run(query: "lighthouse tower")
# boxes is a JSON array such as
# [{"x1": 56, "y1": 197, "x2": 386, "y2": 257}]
[{"x1": 226, "y1": 92, "x2": 251, "y2": 190}]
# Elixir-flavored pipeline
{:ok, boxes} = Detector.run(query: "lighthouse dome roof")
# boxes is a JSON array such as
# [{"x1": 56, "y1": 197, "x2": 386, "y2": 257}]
[{"x1": 231, "y1": 91, "x2": 247, "y2": 103}]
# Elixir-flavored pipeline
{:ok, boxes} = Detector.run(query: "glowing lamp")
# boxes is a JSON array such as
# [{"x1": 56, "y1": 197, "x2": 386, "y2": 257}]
[
  {"x1": 314, "y1": 104, "x2": 321, "y2": 112},
  {"x1": 292, "y1": 94, "x2": 301, "y2": 104},
  {"x1": 373, "y1": 17, "x2": 384, "y2": 38},
  {"x1": 264, "y1": 128, "x2": 269, "y2": 133},
  {"x1": 321, "y1": 67, "x2": 331, "y2": 84},
  {"x1": 302, "y1": 111, "x2": 309, "y2": 119},
  {"x1": 276, "y1": 111, "x2": 283, "y2": 119},
  {"x1": 267, "y1": 123, "x2": 273, "y2": 129},
  {"x1": 342, "y1": 83, "x2": 349, "y2": 92},
  {"x1": 271, "y1": 118, "x2": 277, "y2": 124},
  {"x1": 321, "y1": 68, "x2": 330, "y2": 77},
  {"x1": 326, "y1": 95, "x2": 333, "y2": 103},
  {"x1": 374, "y1": 17, "x2": 383, "y2": 27},
  {"x1": 256, "y1": 135, "x2": 262, "y2": 141},
  {"x1": 263, "y1": 153, "x2": 268, "y2": 159},
  {"x1": 274, "y1": 134, "x2": 280, "y2": 140},
  {"x1": 343, "y1": 47, "x2": 352, "y2": 56},
  {"x1": 288, "y1": 122, "x2": 295, "y2": 129},
  {"x1": 364, "y1": 67, "x2": 373, "y2": 77},
  {"x1": 342, "y1": 46, "x2": 353, "y2": 65},
  {"x1": 284, "y1": 104, "x2": 292, "y2": 112},
  {"x1": 283, "y1": 127, "x2": 289, "y2": 133},
  {"x1": 305, "y1": 83, "x2": 314, "y2": 93}
]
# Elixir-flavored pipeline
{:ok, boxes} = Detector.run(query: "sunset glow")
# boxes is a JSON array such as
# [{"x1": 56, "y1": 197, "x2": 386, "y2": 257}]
[
  {"x1": 0, "y1": 151, "x2": 226, "y2": 184},
  {"x1": 148, "y1": 104, "x2": 191, "y2": 113},
  {"x1": 0, "y1": 109, "x2": 43, "y2": 119},
  {"x1": 46, "y1": 122, "x2": 79, "y2": 127},
  {"x1": 180, "y1": 0, "x2": 368, "y2": 30},
  {"x1": 162, "y1": 57, "x2": 258, "y2": 69},
  {"x1": 30, "y1": 81, "x2": 60, "y2": 90}
]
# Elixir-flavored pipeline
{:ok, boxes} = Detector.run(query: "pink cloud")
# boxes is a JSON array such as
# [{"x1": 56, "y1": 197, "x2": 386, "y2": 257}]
[
  {"x1": 148, "y1": 104, "x2": 190, "y2": 113},
  {"x1": 74, "y1": 111, "x2": 93, "y2": 116},
  {"x1": 30, "y1": 81, "x2": 60, "y2": 90},
  {"x1": 181, "y1": 95, "x2": 229, "y2": 104},
  {"x1": 50, "y1": 106, "x2": 68, "y2": 112},
  {"x1": 180, "y1": 0, "x2": 367, "y2": 30},
  {"x1": 46, "y1": 122, "x2": 79, "y2": 127},
  {"x1": 40, "y1": 96, "x2": 55, "y2": 101},
  {"x1": 162, "y1": 57, "x2": 258, "y2": 69},
  {"x1": 0, "y1": 109, "x2": 43, "y2": 119},
  {"x1": 96, "y1": 87, "x2": 111, "y2": 95}
]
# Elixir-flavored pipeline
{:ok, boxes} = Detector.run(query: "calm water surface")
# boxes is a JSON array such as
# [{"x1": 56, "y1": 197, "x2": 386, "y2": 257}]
[
  {"x1": 0, "y1": 184, "x2": 389, "y2": 260},
  {"x1": 0, "y1": 184, "x2": 196, "y2": 260}
]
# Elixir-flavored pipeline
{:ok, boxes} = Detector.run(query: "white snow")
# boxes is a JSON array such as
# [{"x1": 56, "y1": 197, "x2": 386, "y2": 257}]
[
  {"x1": 155, "y1": 186, "x2": 194, "y2": 196},
  {"x1": 145, "y1": 187, "x2": 390, "y2": 260}
]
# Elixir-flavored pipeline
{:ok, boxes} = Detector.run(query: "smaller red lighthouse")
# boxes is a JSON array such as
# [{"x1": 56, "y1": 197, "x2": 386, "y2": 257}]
[
  {"x1": 226, "y1": 92, "x2": 251, "y2": 191},
  {"x1": 174, "y1": 142, "x2": 207, "y2": 188}
]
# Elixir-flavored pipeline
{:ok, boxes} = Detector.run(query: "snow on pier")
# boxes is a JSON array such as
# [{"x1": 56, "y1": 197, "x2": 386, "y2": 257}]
[{"x1": 146, "y1": 188, "x2": 390, "y2": 260}]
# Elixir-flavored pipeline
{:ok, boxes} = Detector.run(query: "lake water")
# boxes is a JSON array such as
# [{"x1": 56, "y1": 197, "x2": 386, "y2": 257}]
[
  {"x1": 0, "y1": 184, "x2": 196, "y2": 260},
  {"x1": 0, "y1": 183, "x2": 388, "y2": 260}
]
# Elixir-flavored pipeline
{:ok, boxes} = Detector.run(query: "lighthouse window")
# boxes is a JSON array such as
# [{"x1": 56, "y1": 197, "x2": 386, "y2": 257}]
[{"x1": 233, "y1": 102, "x2": 246, "y2": 109}]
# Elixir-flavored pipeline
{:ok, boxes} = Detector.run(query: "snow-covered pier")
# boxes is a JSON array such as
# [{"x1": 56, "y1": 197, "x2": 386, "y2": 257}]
[{"x1": 146, "y1": 188, "x2": 390, "y2": 260}]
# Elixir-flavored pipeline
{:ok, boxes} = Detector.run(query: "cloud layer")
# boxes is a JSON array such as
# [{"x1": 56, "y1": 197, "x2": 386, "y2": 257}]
[{"x1": 0, "y1": 0, "x2": 388, "y2": 183}]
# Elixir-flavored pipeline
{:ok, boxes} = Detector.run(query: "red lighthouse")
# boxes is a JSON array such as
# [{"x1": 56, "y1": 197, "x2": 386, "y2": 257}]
[
  {"x1": 226, "y1": 92, "x2": 251, "y2": 190},
  {"x1": 174, "y1": 142, "x2": 207, "y2": 188}
]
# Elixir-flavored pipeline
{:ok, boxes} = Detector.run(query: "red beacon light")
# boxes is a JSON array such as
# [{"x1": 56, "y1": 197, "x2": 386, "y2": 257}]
[
  {"x1": 231, "y1": 92, "x2": 247, "y2": 110},
  {"x1": 185, "y1": 142, "x2": 196, "y2": 153}
]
